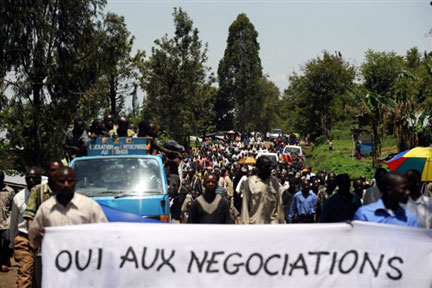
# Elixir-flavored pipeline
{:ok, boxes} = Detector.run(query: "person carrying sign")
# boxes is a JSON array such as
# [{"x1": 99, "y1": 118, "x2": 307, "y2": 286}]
[{"x1": 29, "y1": 167, "x2": 107, "y2": 286}]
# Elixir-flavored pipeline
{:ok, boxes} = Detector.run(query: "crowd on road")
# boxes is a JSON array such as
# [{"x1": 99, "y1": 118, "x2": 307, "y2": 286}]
[{"x1": 1, "y1": 114, "x2": 432, "y2": 287}]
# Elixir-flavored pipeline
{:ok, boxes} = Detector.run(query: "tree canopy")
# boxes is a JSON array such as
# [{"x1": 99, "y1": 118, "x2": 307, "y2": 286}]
[
  {"x1": 141, "y1": 8, "x2": 214, "y2": 145},
  {"x1": 216, "y1": 13, "x2": 263, "y2": 132}
]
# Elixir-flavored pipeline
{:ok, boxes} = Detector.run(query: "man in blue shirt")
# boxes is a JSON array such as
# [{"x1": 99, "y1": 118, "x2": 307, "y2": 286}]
[
  {"x1": 353, "y1": 172, "x2": 418, "y2": 227},
  {"x1": 288, "y1": 179, "x2": 317, "y2": 223}
]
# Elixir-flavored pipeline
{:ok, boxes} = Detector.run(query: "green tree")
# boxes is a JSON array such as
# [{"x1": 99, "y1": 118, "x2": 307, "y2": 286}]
[
  {"x1": 0, "y1": 0, "x2": 107, "y2": 171},
  {"x1": 361, "y1": 50, "x2": 413, "y2": 153},
  {"x1": 283, "y1": 52, "x2": 355, "y2": 140},
  {"x1": 141, "y1": 8, "x2": 214, "y2": 144},
  {"x1": 257, "y1": 77, "x2": 281, "y2": 133},
  {"x1": 98, "y1": 12, "x2": 140, "y2": 116},
  {"x1": 216, "y1": 13, "x2": 263, "y2": 131}
]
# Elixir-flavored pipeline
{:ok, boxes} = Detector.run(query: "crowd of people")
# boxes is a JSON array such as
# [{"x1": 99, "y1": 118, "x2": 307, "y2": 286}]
[{"x1": 1, "y1": 114, "x2": 432, "y2": 287}]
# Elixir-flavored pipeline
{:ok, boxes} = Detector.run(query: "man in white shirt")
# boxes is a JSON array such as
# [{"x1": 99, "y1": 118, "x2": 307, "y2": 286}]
[
  {"x1": 29, "y1": 167, "x2": 107, "y2": 288},
  {"x1": 9, "y1": 167, "x2": 42, "y2": 288},
  {"x1": 404, "y1": 169, "x2": 432, "y2": 229},
  {"x1": 29, "y1": 167, "x2": 107, "y2": 247}
]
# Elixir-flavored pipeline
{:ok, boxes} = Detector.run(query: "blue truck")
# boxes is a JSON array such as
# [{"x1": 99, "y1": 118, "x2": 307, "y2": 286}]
[{"x1": 70, "y1": 137, "x2": 170, "y2": 222}]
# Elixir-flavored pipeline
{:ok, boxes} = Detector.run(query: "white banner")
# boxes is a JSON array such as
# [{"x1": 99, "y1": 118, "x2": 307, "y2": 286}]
[{"x1": 42, "y1": 222, "x2": 432, "y2": 288}]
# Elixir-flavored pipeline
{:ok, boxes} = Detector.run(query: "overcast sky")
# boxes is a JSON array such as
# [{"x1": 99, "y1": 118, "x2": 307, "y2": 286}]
[{"x1": 106, "y1": 0, "x2": 431, "y2": 95}]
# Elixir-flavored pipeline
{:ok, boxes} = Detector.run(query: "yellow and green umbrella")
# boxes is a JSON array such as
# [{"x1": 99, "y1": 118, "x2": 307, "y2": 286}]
[{"x1": 386, "y1": 147, "x2": 432, "y2": 181}]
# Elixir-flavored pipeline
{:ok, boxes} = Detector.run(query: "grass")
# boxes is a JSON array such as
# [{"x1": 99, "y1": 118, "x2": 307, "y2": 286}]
[{"x1": 306, "y1": 129, "x2": 397, "y2": 180}]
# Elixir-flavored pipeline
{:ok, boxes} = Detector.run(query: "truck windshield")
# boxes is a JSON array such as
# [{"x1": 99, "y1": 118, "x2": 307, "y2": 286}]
[{"x1": 73, "y1": 157, "x2": 163, "y2": 196}]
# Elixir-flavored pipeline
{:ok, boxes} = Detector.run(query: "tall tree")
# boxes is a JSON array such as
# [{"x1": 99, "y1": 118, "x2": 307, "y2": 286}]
[
  {"x1": 98, "y1": 12, "x2": 138, "y2": 116},
  {"x1": 361, "y1": 50, "x2": 406, "y2": 153},
  {"x1": 142, "y1": 8, "x2": 214, "y2": 144},
  {"x1": 216, "y1": 13, "x2": 263, "y2": 131},
  {"x1": 0, "y1": 0, "x2": 106, "y2": 171}
]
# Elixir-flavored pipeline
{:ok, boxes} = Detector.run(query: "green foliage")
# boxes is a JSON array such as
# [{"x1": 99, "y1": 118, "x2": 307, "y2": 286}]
[
  {"x1": 283, "y1": 51, "x2": 355, "y2": 140},
  {"x1": 216, "y1": 13, "x2": 263, "y2": 131},
  {"x1": 313, "y1": 152, "x2": 375, "y2": 180},
  {"x1": 97, "y1": 12, "x2": 141, "y2": 116},
  {"x1": 307, "y1": 129, "x2": 396, "y2": 180},
  {"x1": 257, "y1": 77, "x2": 281, "y2": 132},
  {"x1": 141, "y1": 8, "x2": 215, "y2": 145},
  {"x1": 0, "y1": 0, "x2": 107, "y2": 171}
]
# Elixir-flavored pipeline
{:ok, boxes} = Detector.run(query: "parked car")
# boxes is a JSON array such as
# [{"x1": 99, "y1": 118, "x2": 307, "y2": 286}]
[
  {"x1": 283, "y1": 145, "x2": 304, "y2": 159},
  {"x1": 256, "y1": 152, "x2": 279, "y2": 164},
  {"x1": 268, "y1": 129, "x2": 283, "y2": 141}
]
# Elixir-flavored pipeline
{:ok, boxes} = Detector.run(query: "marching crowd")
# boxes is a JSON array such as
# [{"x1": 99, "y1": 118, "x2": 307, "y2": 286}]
[{"x1": 1, "y1": 114, "x2": 432, "y2": 287}]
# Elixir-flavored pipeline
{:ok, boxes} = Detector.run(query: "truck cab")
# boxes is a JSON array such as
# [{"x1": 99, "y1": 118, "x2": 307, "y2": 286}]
[{"x1": 71, "y1": 137, "x2": 170, "y2": 222}]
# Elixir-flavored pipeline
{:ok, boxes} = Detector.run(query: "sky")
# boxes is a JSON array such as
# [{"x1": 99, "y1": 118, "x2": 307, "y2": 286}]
[{"x1": 105, "y1": 0, "x2": 432, "y2": 95}]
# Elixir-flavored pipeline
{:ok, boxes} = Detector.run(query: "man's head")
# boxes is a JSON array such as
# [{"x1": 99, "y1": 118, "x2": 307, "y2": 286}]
[
  {"x1": 117, "y1": 116, "x2": 129, "y2": 130},
  {"x1": 404, "y1": 169, "x2": 422, "y2": 197},
  {"x1": 203, "y1": 173, "x2": 218, "y2": 193},
  {"x1": 73, "y1": 118, "x2": 85, "y2": 135},
  {"x1": 256, "y1": 156, "x2": 272, "y2": 180},
  {"x1": 337, "y1": 174, "x2": 351, "y2": 193},
  {"x1": 104, "y1": 114, "x2": 114, "y2": 130},
  {"x1": 54, "y1": 167, "x2": 76, "y2": 203},
  {"x1": 302, "y1": 179, "x2": 310, "y2": 193},
  {"x1": 353, "y1": 178, "x2": 364, "y2": 198},
  {"x1": 311, "y1": 179, "x2": 320, "y2": 193},
  {"x1": 91, "y1": 119, "x2": 104, "y2": 134},
  {"x1": 26, "y1": 167, "x2": 42, "y2": 190},
  {"x1": 353, "y1": 178, "x2": 363, "y2": 192},
  {"x1": 378, "y1": 172, "x2": 410, "y2": 204},
  {"x1": 374, "y1": 168, "x2": 388, "y2": 188},
  {"x1": 327, "y1": 172, "x2": 337, "y2": 188},
  {"x1": 138, "y1": 119, "x2": 157, "y2": 138},
  {"x1": 47, "y1": 160, "x2": 63, "y2": 186}
]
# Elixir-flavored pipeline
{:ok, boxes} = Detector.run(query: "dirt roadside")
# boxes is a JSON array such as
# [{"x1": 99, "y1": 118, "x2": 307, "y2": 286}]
[{"x1": 0, "y1": 259, "x2": 18, "y2": 288}]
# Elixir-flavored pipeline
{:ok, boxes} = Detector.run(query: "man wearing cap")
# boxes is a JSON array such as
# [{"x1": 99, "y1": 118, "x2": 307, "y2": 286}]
[{"x1": 241, "y1": 156, "x2": 284, "y2": 224}]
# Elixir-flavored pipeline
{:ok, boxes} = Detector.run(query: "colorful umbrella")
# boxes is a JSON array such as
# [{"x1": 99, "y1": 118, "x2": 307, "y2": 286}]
[
  {"x1": 386, "y1": 147, "x2": 432, "y2": 181},
  {"x1": 238, "y1": 157, "x2": 256, "y2": 165}
]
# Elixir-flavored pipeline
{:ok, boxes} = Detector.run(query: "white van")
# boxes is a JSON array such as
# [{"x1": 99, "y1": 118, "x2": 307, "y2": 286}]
[
  {"x1": 283, "y1": 145, "x2": 304, "y2": 158},
  {"x1": 256, "y1": 152, "x2": 279, "y2": 164}
]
